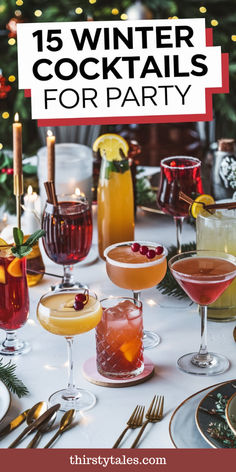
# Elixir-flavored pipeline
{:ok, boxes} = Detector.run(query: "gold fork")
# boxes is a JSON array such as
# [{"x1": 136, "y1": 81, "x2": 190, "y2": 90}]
[
  {"x1": 113, "y1": 405, "x2": 145, "y2": 448},
  {"x1": 131, "y1": 395, "x2": 164, "y2": 448}
]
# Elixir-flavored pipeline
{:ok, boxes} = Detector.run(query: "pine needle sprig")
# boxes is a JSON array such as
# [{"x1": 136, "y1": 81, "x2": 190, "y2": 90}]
[
  {"x1": 157, "y1": 241, "x2": 196, "y2": 299},
  {"x1": 0, "y1": 358, "x2": 29, "y2": 398}
]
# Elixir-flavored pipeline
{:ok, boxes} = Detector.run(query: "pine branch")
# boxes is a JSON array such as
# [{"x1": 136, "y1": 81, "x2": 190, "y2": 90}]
[
  {"x1": 157, "y1": 241, "x2": 196, "y2": 299},
  {"x1": 0, "y1": 358, "x2": 29, "y2": 398}
]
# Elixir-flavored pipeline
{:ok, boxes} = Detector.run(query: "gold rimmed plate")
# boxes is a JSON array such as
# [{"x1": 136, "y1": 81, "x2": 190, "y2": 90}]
[
  {"x1": 0, "y1": 380, "x2": 11, "y2": 424},
  {"x1": 195, "y1": 379, "x2": 236, "y2": 448},
  {"x1": 225, "y1": 392, "x2": 236, "y2": 436}
]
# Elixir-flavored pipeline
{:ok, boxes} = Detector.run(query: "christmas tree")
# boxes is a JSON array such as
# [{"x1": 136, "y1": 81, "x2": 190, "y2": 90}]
[{"x1": 0, "y1": 0, "x2": 235, "y2": 154}]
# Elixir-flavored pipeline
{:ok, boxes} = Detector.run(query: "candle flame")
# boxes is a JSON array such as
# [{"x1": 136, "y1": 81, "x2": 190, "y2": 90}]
[
  {"x1": 47, "y1": 129, "x2": 53, "y2": 137},
  {"x1": 14, "y1": 112, "x2": 19, "y2": 122},
  {"x1": 75, "y1": 187, "x2": 81, "y2": 196},
  {"x1": 27, "y1": 185, "x2": 33, "y2": 195}
]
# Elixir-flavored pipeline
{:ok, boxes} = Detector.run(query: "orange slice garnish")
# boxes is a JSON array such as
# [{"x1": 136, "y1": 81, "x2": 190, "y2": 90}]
[
  {"x1": 93, "y1": 133, "x2": 129, "y2": 161},
  {"x1": 191, "y1": 194, "x2": 215, "y2": 219},
  {"x1": 120, "y1": 340, "x2": 142, "y2": 363},
  {"x1": 0, "y1": 266, "x2": 6, "y2": 284},
  {"x1": 7, "y1": 257, "x2": 23, "y2": 277}
]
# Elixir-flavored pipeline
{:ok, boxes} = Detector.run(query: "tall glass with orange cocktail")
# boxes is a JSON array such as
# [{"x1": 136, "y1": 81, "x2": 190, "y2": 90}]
[
  {"x1": 104, "y1": 241, "x2": 167, "y2": 349},
  {"x1": 93, "y1": 134, "x2": 135, "y2": 260}
]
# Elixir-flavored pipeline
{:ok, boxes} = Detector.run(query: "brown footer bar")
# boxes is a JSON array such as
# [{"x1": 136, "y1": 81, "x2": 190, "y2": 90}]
[{"x1": 0, "y1": 449, "x2": 234, "y2": 472}]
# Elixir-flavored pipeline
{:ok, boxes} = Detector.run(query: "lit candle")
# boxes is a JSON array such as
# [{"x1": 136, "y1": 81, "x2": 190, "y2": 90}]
[
  {"x1": 46, "y1": 129, "x2": 55, "y2": 181},
  {"x1": 13, "y1": 112, "x2": 22, "y2": 178},
  {"x1": 23, "y1": 185, "x2": 40, "y2": 234}
]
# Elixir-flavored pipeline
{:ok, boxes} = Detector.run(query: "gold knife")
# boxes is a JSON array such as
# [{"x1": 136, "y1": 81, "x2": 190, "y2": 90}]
[
  {"x1": 8, "y1": 404, "x2": 61, "y2": 448},
  {"x1": 0, "y1": 410, "x2": 30, "y2": 439}
]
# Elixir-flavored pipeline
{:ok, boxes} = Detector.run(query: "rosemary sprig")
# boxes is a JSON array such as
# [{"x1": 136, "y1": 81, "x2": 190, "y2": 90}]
[
  {"x1": 0, "y1": 358, "x2": 29, "y2": 398},
  {"x1": 157, "y1": 241, "x2": 196, "y2": 299}
]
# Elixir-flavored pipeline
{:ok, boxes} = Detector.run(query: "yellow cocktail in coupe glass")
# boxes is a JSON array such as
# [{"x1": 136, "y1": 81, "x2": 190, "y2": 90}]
[
  {"x1": 104, "y1": 241, "x2": 167, "y2": 349},
  {"x1": 37, "y1": 289, "x2": 102, "y2": 411}
]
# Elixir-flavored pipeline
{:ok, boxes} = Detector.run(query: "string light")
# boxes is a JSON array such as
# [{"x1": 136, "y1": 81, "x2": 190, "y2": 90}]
[
  {"x1": 15, "y1": 10, "x2": 22, "y2": 16},
  {"x1": 112, "y1": 8, "x2": 119, "y2": 15},
  {"x1": 231, "y1": 35, "x2": 236, "y2": 42},
  {"x1": 89, "y1": 0, "x2": 96, "y2": 3},
  {"x1": 199, "y1": 6, "x2": 207, "y2": 13},
  {"x1": 75, "y1": 7, "x2": 83, "y2": 14},
  {"x1": 2, "y1": 112, "x2": 9, "y2": 119},
  {"x1": 172, "y1": 16, "x2": 179, "y2": 19},
  {"x1": 8, "y1": 38, "x2": 16, "y2": 46},
  {"x1": 16, "y1": 0, "x2": 23, "y2": 6},
  {"x1": 0, "y1": 144, "x2": 3, "y2": 150},
  {"x1": 211, "y1": 19, "x2": 218, "y2": 26},
  {"x1": 8, "y1": 75, "x2": 16, "y2": 82},
  {"x1": 34, "y1": 10, "x2": 42, "y2": 17},
  {"x1": 120, "y1": 13, "x2": 128, "y2": 20},
  {"x1": 0, "y1": 5, "x2": 6, "y2": 13}
]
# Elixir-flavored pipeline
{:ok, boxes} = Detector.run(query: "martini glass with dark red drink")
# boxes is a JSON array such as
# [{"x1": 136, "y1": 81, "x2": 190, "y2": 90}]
[
  {"x1": 169, "y1": 250, "x2": 236, "y2": 375},
  {"x1": 157, "y1": 156, "x2": 203, "y2": 252},
  {"x1": 42, "y1": 195, "x2": 92, "y2": 289},
  {"x1": 0, "y1": 247, "x2": 30, "y2": 355}
]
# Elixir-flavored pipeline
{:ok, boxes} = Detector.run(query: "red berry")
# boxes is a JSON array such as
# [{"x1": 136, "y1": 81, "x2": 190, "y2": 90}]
[
  {"x1": 131, "y1": 242, "x2": 140, "y2": 252},
  {"x1": 155, "y1": 246, "x2": 164, "y2": 255},
  {"x1": 75, "y1": 293, "x2": 86, "y2": 303},
  {"x1": 74, "y1": 300, "x2": 84, "y2": 311},
  {"x1": 146, "y1": 249, "x2": 156, "y2": 259},
  {"x1": 139, "y1": 245, "x2": 148, "y2": 255}
]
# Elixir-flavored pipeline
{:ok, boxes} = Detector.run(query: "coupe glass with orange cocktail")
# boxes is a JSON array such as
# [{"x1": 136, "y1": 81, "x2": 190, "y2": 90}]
[
  {"x1": 104, "y1": 241, "x2": 167, "y2": 349},
  {"x1": 37, "y1": 288, "x2": 102, "y2": 411}
]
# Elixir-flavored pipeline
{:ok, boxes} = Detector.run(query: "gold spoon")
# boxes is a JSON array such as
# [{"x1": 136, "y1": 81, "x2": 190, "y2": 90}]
[
  {"x1": 26, "y1": 410, "x2": 57, "y2": 448},
  {"x1": 8, "y1": 401, "x2": 47, "y2": 448},
  {"x1": 44, "y1": 409, "x2": 76, "y2": 448}
]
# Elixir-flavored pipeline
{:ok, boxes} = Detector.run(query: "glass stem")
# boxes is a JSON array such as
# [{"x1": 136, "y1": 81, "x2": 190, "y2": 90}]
[
  {"x1": 174, "y1": 216, "x2": 184, "y2": 253},
  {"x1": 133, "y1": 291, "x2": 141, "y2": 304},
  {"x1": 191, "y1": 305, "x2": 212, "y2": 367},
  {"x1": 63, "y1": 265, "x2": 74, "y2": 287},
  {"x1": 63, "y1": 337, "x2": 78, "y2": 400},
  {"x1": 199, "y1": 305, "x2": 208, "y2": 356},
  {"x1": 2, "y1": 331, "x2": 20, "y2": 350}
]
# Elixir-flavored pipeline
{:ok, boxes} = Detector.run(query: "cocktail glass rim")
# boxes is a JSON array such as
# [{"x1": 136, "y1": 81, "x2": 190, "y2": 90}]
[
  {"x1": 37, "y1": 287, "x2": 98, "y2": 318},
  {"x1": 100, "y1": 295, "x2": 142, "y2": 311},
  {"x1": 160, "y1": 155, "x2": 201, "y2": 170},
  {"x1": 169, "y1": 250, "x2": 236, "y2": 286},
  {"x1": 44, "y1": 194, "x2": 89, "y2": 213},
  {"x1": 104, "y1": 241, "x2": 168, "y2": 269}
]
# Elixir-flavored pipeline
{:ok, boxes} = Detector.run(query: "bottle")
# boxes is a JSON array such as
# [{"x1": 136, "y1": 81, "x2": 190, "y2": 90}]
[
  {"x1": 97, "y1": 156, "x2": 135, "y2": 260},
  {"x1": 211, "y1": 138, "x2": 236, "y2": 200}
]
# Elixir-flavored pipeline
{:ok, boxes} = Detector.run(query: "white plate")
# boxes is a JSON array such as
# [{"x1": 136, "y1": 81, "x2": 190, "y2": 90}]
[
  {"x1": 169, "y1": 383, "x2": 226, "y2": 448},
  {"x1": 0, "y1": 380, "x2": 11, "y2": 424},
  {"x1": 226, "y1": 392, "x2": 236, "y2": 436}
]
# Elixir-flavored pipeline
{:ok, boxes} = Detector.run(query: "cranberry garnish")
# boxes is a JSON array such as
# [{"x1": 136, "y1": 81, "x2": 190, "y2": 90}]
[
  {"x1": 155, "y1": 246, "x2": 164, "y2": 255},
  {"x1": 74, "y1": 300, "x2": 84, "y2": 311},
  {"x1": 146, "y1": 249, "x2": 156, "y2": 259},
  {"x1": 139, "y1": 245, "x2": 148, "y2": 255},
  {"x1": 131, "y1": 242, "x2": 140, "y2": 252},
  {"x1": 75, "y1": 293, "x2": 87, "y2": 303}
]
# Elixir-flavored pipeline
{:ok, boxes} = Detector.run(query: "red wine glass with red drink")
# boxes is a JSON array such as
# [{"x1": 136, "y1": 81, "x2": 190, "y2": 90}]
[
  {"x1": 42, "y1": 195, "x2": 92, "y2": 289},
  {"x1": 169, "y1": 250, "x2": 236, "y2": 375},
  {"x1": 157, "y1": 156, "x2": 203, "y2": 252},
  {"x1": 0, "y1": 250, "x2": 30, "y2": 356}
]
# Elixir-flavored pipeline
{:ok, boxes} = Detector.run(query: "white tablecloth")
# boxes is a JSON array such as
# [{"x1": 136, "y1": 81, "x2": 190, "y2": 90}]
[{"x1": 0, "y1": 208, "x2": 235, "y2": 449}]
